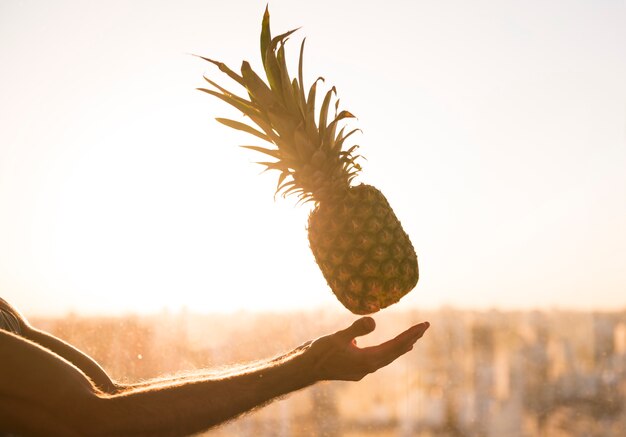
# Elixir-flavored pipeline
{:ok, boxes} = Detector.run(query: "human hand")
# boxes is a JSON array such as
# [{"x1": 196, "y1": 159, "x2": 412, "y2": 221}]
[{"x1": 302, "y1": 317, "x2": 430, "y2": 382}]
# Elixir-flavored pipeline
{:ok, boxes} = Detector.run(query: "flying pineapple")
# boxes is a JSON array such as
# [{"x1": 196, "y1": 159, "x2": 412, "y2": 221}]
[{"x1": 198, "y1": 8, "x2": 418, "y2": 314}]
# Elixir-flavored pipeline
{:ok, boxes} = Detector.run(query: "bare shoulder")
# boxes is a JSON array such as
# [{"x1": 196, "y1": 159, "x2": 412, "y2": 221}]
[
  {"x1": 0, "y1": 330, "x2": 102, "y2": 435},
  {"x1": 0, "y1": 330, "x2": 95, "y2": 395}
]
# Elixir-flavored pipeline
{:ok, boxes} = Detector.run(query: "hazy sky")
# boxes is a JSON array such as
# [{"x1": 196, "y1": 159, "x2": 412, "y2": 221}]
[{"x1": 1, "y1": 0, "x2": 624, "y2": 316}]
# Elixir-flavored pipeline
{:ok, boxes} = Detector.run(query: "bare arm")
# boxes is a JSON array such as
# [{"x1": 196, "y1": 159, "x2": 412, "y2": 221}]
[
  {"x1": 1, "y1": 316, "x2": 429, "y2": 436},
  {"x1": 0, "y1": 330, "x2": 102, "y2": 436}
]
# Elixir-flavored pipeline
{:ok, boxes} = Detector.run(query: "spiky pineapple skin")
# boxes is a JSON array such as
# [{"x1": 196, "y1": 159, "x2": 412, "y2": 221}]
[{"x1": 308, "y1": 184, "x2": 418, "y2": 315}]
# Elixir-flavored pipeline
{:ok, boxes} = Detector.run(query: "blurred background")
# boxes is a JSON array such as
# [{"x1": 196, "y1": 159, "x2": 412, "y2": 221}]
[{"x1": 1, "y1": 0, "x2": 625, "y2": 435}]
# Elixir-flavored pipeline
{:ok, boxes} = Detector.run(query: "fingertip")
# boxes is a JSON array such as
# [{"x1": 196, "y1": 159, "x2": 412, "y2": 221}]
[
  {"x1": 351, "y1": 316, "x2": 375, "y2": 337},
  {"x1": 408, "y1": 321, "x2": 430, "y2": 340},
  {"x1": 361, "y1": 316, "x2": 376, "y2": 331},
  {"x1": 340, "y1": 316, "x2": 376, "y2": 340},
  {"x1": 418, "y1": 321, "x2": 430, "y2": 337}
]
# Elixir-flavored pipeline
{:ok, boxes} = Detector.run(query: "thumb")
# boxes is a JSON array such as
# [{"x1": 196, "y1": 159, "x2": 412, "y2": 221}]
[{"x1": 337, "y1": 317, "x2": 376, "y2": 341}]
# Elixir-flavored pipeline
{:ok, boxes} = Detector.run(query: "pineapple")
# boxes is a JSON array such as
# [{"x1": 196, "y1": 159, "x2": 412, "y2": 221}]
[{"x1": 198, "y1": 8, "x2": 418, "y2": 314}]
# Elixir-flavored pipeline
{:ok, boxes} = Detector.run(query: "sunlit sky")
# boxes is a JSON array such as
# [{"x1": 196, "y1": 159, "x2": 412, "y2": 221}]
[{"x1": 1, "y1": 0, "x2": 624, "y2": 316}]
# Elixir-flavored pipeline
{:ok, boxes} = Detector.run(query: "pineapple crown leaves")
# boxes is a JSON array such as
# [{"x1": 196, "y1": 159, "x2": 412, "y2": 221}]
[{"x1": 196, "y1": 6, "x2": 363, "y2": 204}]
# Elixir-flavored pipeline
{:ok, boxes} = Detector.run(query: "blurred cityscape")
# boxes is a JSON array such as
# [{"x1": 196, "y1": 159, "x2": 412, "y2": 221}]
[{"x1": 32, "y1": 307, "x2": 626, "y2": 437}]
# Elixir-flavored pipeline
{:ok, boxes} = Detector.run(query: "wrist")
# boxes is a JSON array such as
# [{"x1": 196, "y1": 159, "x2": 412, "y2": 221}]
[
  {"x1": 291, "y1": 342, "x2": 323, "y2": 385},
  {"x1": 260, "y1": 343, "x2": 319, "y2": 390}
]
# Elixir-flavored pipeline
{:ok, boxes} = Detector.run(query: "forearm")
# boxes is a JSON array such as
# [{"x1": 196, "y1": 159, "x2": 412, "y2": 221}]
[
  {"x1": 100, "y1": 345, "x2": 316, "y2": 436},
  {"x1": 2, "y1": 330, "x2": 316, "y2": 436},
  {"x1": 115, "y1": 343, "x2": 312, "y2": 390},
  {"x1": 98, "y1": 316, "x2": 429, "y2": 436}
]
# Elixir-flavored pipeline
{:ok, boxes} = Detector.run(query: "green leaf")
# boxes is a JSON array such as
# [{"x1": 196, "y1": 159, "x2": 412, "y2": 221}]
[
  {"x1": 293, "y1": 126, "x2": 314, "y2": 161},
  {"x1": 261, "y1": 11, "x2": 283, "y2": 97},
  {"x1": 202, "y1": 76, "x2": 235, "y2": 96},
  {"x1": 297, "y1": 39, "x2": 307, "y2": 112},
  {"x1": 267, "y1": 108, "x2": 296, "y2": 136},
  {"x1": 269, "y1": 28, "x2": 300, "y2": 52},
  {"x1": 292, "y1": 79, "x2": 303, "y2": 117},
  {"x1": 264, "y1": 28, "x2": 300, "y2": 102},
  {"x1": 333, "y1": 127, "x2": 361, "y2": 153},
  {"x1": 294, "y1": 193, "x2": 315, "y2": 206},
  {"x1": 202, "y1": 76, "x2": 256, "y2": 110},
  {"x1": 341, "y1": 144, "x2": 360, "y2": 157},
  {"x1": 198, "y1": 88, "x2": 276, "y2": 142},
  {"x1": 336, "y1": 110, "x2": 355, "y2": 121},
  {"x1": 305, "y1": 78, "x2": 323, "y2": 141},
  {"x1": 323, "y1": 110, "x2": 356, "y2": 146},
  {"x1": 197, "y1": 88, "x2": 258, "y2": 118},
  {"x1": 260, "y1": 6, "x2": 271, "y2": 70},
  {"x1": 275, "y1": 171, "x2": 289, "y2": 193},
  {"x1": 264, "y1": 47, "x2": 283, "y2": 96},
  {"x1": 276, "y1": 178, "x2": 297, "y2": 198},
  {"x1": 216, "y1": 118, "x2": 270, "y2": 142},
  {"x1": 318, "y1": 86, "x2": 336, "y2": 144},
  {"x1": 240, "y1": 145, "x2": 281, "y2": 159},
  {"x1": 281, "y1": 184, "x2": 302, "y2": 197},
  {"x1": 276, "y1": 43, "x2": 298, "y2": 114},
  {"x1": 257, "y1": 161, "x2": 289, "y2": 173},
  {"x1": 194, "y1": 55, "x2": 244, "y2": 86},
  {"x1": 346, "y1": 144, "x2": 359, "y2": 153},
  {"x1": 241, "y1": 61, "x2": 277, "y2": 109}
]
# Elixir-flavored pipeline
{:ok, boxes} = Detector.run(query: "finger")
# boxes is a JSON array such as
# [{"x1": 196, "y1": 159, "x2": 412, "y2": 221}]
[
  {"x1": 362, "y1": 321, "x2": 429, "y2": 357},
  {"x1": 366, "y1": 322, "x2": 430, "y2": 371},
  {"x1": 372, "y1": 344, "x2": 413, "y2": 371},
  {"x1": 336, "y1": 317, "x2": 376, "y2": 342}
]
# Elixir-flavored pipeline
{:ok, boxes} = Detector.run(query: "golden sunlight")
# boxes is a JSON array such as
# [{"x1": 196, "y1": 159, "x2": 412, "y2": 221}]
[{"x1": 1, "y1": 0, "x2": 624, "y2": 316}]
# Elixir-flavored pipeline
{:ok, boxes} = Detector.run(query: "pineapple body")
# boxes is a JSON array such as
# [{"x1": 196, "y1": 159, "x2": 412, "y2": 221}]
[{"x1": 308, "y1": 184, "x2": 418, "y2": 314}]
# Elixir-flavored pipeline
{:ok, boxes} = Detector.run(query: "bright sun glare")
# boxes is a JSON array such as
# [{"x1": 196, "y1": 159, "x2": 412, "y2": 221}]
[{"x1": 20, "y1": 112, "x2": 327, "y2": 315}]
